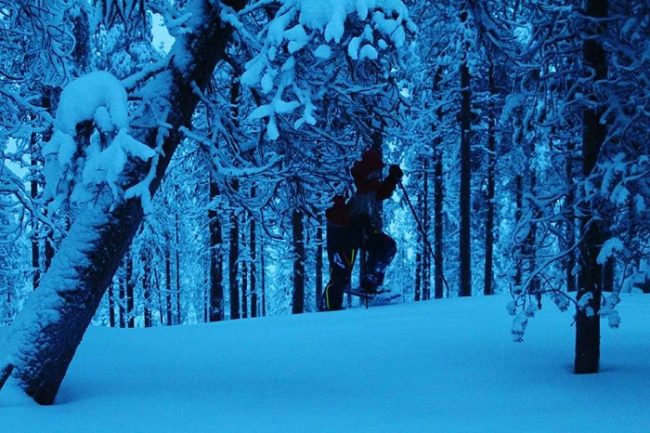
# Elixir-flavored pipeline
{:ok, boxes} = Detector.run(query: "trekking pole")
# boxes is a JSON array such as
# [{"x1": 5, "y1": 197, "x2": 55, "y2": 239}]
[{"x1": 397, "y1": 182, "x2": 435, "y2": 259}]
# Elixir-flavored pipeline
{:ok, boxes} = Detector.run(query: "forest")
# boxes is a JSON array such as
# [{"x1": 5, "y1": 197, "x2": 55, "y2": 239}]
[{"x1": 0, "y1": 0, "x2": 649, "y2": 418}]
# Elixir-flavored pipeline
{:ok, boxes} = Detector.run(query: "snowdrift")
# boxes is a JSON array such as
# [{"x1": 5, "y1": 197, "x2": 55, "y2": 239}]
[{"x1": 1, "y1": 295, "x2": 649, "y2": 433}]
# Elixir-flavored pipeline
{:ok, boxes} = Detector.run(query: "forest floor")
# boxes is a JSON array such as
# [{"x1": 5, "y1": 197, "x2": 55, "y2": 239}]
[{"x1": 1, "y1": 294, "x2": 649, "y2": 433}]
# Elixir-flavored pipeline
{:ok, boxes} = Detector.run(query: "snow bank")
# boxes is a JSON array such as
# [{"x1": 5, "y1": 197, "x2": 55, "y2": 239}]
[
  {"x1": 43, "y1": 71, "x2": 154, "y2": 209},
  {"x1": 2, "y1": 296, "x2": 650, "y2": 433}
]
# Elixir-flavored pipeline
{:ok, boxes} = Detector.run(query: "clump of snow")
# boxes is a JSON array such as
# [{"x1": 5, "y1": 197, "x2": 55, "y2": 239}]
[
  {"x1": 313, "y1": 44, "x2": 331, "y2": 58},
  {"x1": 43, "y1": 71, "x2": 154, "y2": 209},
  {"x1": 597, "y1": 237, "x2": 624, "y2": 265},
  {"x1": 54, "y1": 71, "x2": 129, "y2": 135}
]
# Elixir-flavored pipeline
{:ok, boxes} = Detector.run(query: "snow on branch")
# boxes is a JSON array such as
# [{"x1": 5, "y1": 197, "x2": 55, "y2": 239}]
[
  {"x1": 232, "y1": 0, "x2": 416, "y2": 139},
  {"x1": 42, "y1": 71, "x2": 155, "y2": 211}
]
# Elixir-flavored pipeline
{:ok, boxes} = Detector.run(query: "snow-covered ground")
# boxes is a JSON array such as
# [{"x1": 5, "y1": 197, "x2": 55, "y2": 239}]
[{"x1": 1, "y1": 295, "x2": 649, "y2": 433}]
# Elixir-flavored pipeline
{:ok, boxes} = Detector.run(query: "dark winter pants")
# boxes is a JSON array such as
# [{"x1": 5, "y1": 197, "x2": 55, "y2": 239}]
[{"x1": 323, "y1": 224, "x2": 397, "y2": 311}]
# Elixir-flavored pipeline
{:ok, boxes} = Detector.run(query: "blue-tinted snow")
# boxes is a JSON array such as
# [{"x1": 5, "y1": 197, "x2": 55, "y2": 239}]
[{"x1": 2, "y1": 295, "x2": 649, "y2": 433}]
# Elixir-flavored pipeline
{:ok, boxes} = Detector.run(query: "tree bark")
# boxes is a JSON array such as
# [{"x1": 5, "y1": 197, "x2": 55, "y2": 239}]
[
  {"x1": 164, "y1": 237, "x2": 173, "y2": 326},
  {"x1": 208, "y1": 176, "x2": 224, "y2": 321},
  {"x1": 125, "y1": 253, "x2": 135, "y2": 328},
  {"x1": 483, "y1": 65, "x2": 496, "y2": 296},
  {"x1": 2, "y1": 0, "x2": 245, "y2": 404},
  {"x1": 458, "y1": 14, "x2": 472, "y2": 297},
  {"x1": 142, "y1": 247, "x2": 152, "y2": 328},
  {"x1": 575, "y1": 0, "x2": 607, "y2": 375},
  {"x1": 175, "y1": 213, "x2": 182, "y2": 325},
  {"x1": 108, "y1": 281, "x2": 116, "y2": 328},
  {"x1": 315, "y1": 215, "x2": 323, "y2": 311},
  {"x1": 229, "y1": 179, "x2": 240, "y2": 320},
  {"x1": 241, "y1": 218, "x2": 248, "y2": 319},
  {"x1": 422, "y1": 160, "x2": 431, "y2": 300},
  {"x1": 433, "y1": 69, "x2": 445, "y2": 300},
  {"x1": 292, "y1": 208, "x2": 305, "y2": 314},
  {"x1": 250, "y1": 212, "x2": 257, "y2": 318}
]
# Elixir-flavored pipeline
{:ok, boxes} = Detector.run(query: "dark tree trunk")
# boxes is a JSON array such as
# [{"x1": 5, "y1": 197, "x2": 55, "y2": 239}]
[
  {"x1": 30, "y1": 143, "x2": 41, "y2": 291},
  {"x1": 241, "y1": 219, "x2": 248, "y2": 319},
  {"x1": 175, "y1": 213, "x2": 182, "y2": 325},
  {"x1": 315, "y1": 215, "x2": 324, "y2": 311},
  {"x1": 575, "y1": 0, "x2": 607, "y2": 375},
  {"x1": 125, "y1": 253, "x2": 135, "y2": 328},
  {"x1": 292, "y1": 208, "x2": 305, "y2": 314},
  {"x1": 108, "y1": 281, "x2": 116, "y2": 328},
  {"x1": 250, "y1": 212, "x2": 257, "y2": 318},
  {"x1": 142, "y1": 249, "x2": 152, "y2": 328},
  {"x1": 261, "y1": 233, "x2": 267, "y2": 317},
  {"x1": 433, "y1": 70, "x2": 445, "y2": 300},
  {"x1": 483, "y1": 65, "x2": 496, "y2": 296},
  {"x1": 208, "y1": 177, "x2": 224, "y2": 321},
  {"x1": 164, "y1": 238, "x2": 173, "y2": 326},
  {"x1": 118, "y1": 266, "x2": 126, "y2": 328},
  {"x1": 458, "y1": 23, "x2": 472, "y2": 297},
  {"x1": 603, "y1": 258, "x2": 615, "y2": 293},
  {"x1": 415, "y1": 251, "x2": 422, "y2": 302},
  {"x1": 229, "y1": 180, "x2": 240, "y2": 320},
  {"x1": 422, "y1": 160, "x2": 431, "y2": 301}
]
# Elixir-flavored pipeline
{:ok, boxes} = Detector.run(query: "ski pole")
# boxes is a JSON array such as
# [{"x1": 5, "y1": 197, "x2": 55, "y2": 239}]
[{"x1": 397, "y1": 182, "x2": 435, "y2": 259}]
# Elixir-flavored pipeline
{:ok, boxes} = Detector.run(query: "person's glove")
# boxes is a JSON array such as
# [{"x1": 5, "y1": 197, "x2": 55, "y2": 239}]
[{"x1": 388, "y1": 164, "x2": 403, "y2": 184}]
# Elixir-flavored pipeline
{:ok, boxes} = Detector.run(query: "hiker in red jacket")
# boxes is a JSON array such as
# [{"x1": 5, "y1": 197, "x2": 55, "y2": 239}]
[{"x1": 323, "y1": 148, "x2": 403, "y2": 311}]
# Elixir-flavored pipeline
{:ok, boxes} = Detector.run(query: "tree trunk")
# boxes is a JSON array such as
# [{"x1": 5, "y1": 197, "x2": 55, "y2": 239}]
[
  {"x1": 2, "y1": 0, "x2": 246, "y2": 404},
  {"x1": 415, "y1": 251, "x2": 422, "y2": 302},
  {"x1": 261, "y1": 233, "x2": 267, "y2": 317},
  {"x1": 164, "y1": 238, "x2": 173, "y2": 326},
  {"x1": 458, "y1": 21, "x2": 472, "y2": 297},
  {"x1": 292, "y1": 208, "x2": 305, "y2": 314},
  {"x1": 575, "y1": 0, "x2": 607, "y2": 375},
  {"x1": 175, "y1": 213, "x2": 182, "y2": 325},
  {"x1": 229, "y1": 180, "x2": 240, "y2": 320},
  {"x1": 422, "y1": 160, "x2": 431, "y2": 300},
  {"x1": 30, "y1": 143, "x2": 41, "y2": 291},
  {"x1": 249, "y1": 197, "x2": 257, "y2": 318},
  {"x1": 208, "y1": 177, "x2": 224, "y2": 321},
  {"x1": 241, "y1": 218, "x2": 248, "y2": 319},
  {"x1": 125, "y1": 253, "x2": 135, "y2": 328},
  {"x1": 118, "y1": 265, "x2": 126, "y2": 328},
  {"x1": 142, "y1": 248, "x2": 152, "y2": 328},
  {"x1": 315, "y1": 215, "x2": 323, "y2": 311},
  {"x1": 108, "y1": 281, "x2": 116, "y2": 328},
  {"x1": 248, "y1": 216, "x2": 259, "y2": 317},
  {"x1": 433, "y1": 70, "x2": 445, "y2": 300},
  {"x1": 483, "y1": 65, "x2": 496, "y2": 296}
]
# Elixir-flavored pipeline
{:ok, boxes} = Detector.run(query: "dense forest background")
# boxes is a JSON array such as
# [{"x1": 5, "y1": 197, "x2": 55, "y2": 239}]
[{"x1": 0, "y1": 0, "x2": 649, "y2": 401}]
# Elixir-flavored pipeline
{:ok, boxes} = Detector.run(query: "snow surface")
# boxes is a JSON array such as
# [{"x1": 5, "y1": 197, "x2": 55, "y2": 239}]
[{"x1": 2, "y1": 295, "x2": 650, "y2": 433}]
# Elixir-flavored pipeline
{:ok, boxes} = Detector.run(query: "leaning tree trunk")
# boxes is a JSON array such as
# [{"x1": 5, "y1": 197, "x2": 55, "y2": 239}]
[
  {"x1": 1, "y1": 0, "x2": 246, "y2": 405},
  {"x1": 575, "y1": 0, "x2": 608, "y2": 375}
]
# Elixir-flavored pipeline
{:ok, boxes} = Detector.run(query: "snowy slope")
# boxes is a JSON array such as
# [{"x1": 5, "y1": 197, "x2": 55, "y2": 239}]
[{"x1": 1, "y1": 295, "x2": 649, "y2": 433}]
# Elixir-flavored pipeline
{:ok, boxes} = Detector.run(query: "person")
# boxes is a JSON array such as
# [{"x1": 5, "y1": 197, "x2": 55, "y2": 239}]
[{"x1": 322, "y1": 148, "x2": 403, "y2": 311}]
